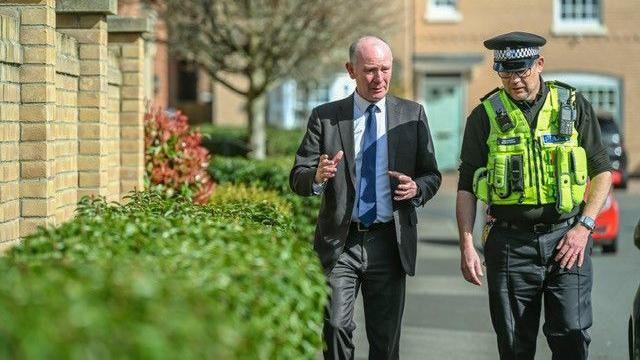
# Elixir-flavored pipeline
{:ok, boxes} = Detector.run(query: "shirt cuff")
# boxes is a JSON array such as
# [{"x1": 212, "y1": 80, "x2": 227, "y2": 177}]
[
  {"x1": 410, "y1": 185, "x2": 423, "y2": 207},
  {"x1": 312, "y1": 181, "x2": 326, "y2": 195}
]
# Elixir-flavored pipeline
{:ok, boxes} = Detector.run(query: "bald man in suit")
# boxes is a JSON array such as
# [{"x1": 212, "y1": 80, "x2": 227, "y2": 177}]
[{"x1": 290, "y1": 36, "x2": 441, "y2": 359}]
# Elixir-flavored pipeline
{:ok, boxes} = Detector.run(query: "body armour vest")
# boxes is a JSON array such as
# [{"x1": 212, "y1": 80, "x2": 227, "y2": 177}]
[{"x1": 472, "y1": 81, "x2": 588, "y2": 214}]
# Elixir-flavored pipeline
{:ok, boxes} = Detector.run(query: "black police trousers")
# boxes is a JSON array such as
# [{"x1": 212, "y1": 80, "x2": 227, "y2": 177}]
[{"x1": 484, "y1": 221, "x2": 593, "y2": 360}]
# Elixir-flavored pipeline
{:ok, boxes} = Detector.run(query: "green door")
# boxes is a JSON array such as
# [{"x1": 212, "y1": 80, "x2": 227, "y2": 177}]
[{"x1": 421, "y1": 77, "x2": 463, "y2": 171}]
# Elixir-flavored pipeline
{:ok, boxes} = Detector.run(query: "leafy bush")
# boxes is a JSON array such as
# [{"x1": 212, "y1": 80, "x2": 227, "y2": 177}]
[
  {"x1": 209, "y1": 156, "x2": 320, "y2": 242},
  {"x1": 197, "y1": 124, "x2": 304, "y2": 157},
  {"x1": 1, "y1": 192, "x2": 327, "y2": 358},
  {"x1": 198, "y1": 125, "x2": 250, "y2": 157},
  {"x1": 144, "y1": 109, "x2": 214, "y2": 203},
  {"x1": 210, "y1": 183, "x2": 292, "y2": 227},
  {"x1": 265, "y1": 127, "x2": 305, "y2": 157},
  {"x1": 0, "y1": 262, "x2": 236, "y2": 359}
]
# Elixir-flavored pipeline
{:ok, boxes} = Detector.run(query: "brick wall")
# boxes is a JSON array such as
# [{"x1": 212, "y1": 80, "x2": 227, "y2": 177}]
[
  {"x1": 108, "y1": 16, "x2": 151, "y2": 196},
  {"x1": 412, "y1": 0, "x2": 640, "y2": 173},
  {"x1": 54, "y1": 31, "x2": 79, "y2": 223},
  {"x1": 107, "y1": 49, "x2": 121, "y2": 202},
  {"x1": 17, "y1": 0, "x2": 57, "y2": 241},
  {"x1": 0, "y1": 1, "x2": 149, "y2": 247},
  {"x1": 0, "y1": 12, "x2": 22, "y2": 248}
]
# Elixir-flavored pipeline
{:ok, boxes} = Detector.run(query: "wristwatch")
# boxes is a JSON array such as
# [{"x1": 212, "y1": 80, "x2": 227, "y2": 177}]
[{"x1": 578, "y1": 215, "x2": 595, "y2": 232}]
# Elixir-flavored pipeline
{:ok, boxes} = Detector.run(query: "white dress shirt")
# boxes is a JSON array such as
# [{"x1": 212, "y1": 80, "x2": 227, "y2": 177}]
[
  {"x1": 351, "y1": 91, "x2": 393, "y2": 223},
  {"x1": 312, "y1": 91, "x2": 393, "y2": 223}
]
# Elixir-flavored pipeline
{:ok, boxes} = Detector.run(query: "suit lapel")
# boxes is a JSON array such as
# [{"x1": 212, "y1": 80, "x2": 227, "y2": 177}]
[
  {"x1": 386, "y1": 95, "x2": 402, "y2": 172},
  {"x1": 337, "y1": 94, "x2": 356, "y2": 188}
]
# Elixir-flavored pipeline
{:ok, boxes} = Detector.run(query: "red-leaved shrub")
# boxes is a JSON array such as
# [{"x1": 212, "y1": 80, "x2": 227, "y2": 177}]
[{"x1": 144, "y1": 108, "x2": 215, "y2": 203}]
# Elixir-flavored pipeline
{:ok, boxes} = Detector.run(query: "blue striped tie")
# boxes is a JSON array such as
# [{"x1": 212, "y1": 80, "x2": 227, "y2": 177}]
[{"x1": 358, "y1": 104, "x2": 378, "y2": 227}]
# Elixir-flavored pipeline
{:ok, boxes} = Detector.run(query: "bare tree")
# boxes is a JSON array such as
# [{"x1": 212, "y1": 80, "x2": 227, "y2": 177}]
[{"x1": 159, "y1": 0, "x2": 395, "y2": 159}]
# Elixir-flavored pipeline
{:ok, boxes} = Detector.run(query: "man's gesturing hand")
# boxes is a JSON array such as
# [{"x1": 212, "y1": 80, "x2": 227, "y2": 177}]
[
  {"x1": 314, "y1": 151, "x2": 344, "y2": 184},
  {"x1": 388, "y1": 171, "x2": 419, "y2": 201}
]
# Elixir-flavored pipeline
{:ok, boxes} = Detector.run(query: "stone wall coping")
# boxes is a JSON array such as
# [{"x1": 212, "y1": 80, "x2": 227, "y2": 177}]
[
  {"x1": 107, "y1": 16, "x2": 151, "y2": 34},
  {"x1": 56, "y1": 0, "x2": 117, "y2": 15}
]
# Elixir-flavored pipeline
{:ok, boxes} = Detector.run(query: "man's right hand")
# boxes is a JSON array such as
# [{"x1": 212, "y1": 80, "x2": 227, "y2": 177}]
[
  {"x1": 315, "y1": 151, "x2": 344, "y2": 184},
  {"x1": 460, "y1": 243, "x2": 484, "y2": 286}
]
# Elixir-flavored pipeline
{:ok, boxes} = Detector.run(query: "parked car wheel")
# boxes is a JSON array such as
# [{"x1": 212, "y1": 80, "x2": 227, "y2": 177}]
[
  {"x1": 620, "y1": 174, "x2": 629, "y2": 190},
  {"x1": 630, "y1": 317, "x2": 634, "y2": 360},
  {"x1": 629, "y1": 219, "x2": 640, "y2": 360},
  {"x1": 602, "y1": 238, "x2": 618, "y2": 254}
]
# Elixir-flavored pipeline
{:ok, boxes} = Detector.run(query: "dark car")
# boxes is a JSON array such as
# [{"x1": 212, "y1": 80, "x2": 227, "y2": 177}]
[
  {"x1": 598, "y1": 113, "x2": 628, "y2": 189},
  {"x1": 629, "y1": 219, "x2": 640, "y2": 359}
]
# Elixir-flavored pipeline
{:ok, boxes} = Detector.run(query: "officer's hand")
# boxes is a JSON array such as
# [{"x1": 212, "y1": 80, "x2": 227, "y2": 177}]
[
  {"x1": 460, "y1": 243, "x2": 484, "y2": 286},
  {"x1": 388, "y1": 171, "x2": 420, "y2": 201},
  {"x1": 315, "y1": 151, "x2": 343, "y2": 184},
  {"x1": 554, "y1": 225, "x2": 590, "y2": 270}
]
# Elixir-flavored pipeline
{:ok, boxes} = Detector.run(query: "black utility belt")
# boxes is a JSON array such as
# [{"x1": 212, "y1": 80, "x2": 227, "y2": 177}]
[
  {"x1": 495, "y1": 217, "x2": 577, "y2": 233},
  {"x1": 350, "y1": 220, "x2": 394, "y2": 232}
]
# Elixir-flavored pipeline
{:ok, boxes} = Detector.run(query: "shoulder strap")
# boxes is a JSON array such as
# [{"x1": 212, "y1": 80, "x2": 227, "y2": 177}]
[
  {"x1": 486, "y1": 91, "x2": 515, "y2": 133},
  {"x1": 487, "y1": 92, "x2": 506, "y2": 116},
  {"x1": 480, "y1": 87, "x2": 500, "y2": 102},
  {"x1": 551, "y1": 80, "x2": 576, "y2": 91}
]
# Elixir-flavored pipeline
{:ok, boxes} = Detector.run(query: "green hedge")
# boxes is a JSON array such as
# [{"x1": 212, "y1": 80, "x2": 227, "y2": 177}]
[
  {"x1": 209, "y1": 156, "x2": 320, "y2": 243},
  {"x1": 197, "y1": 125, "x2": 304, "y2": 157},
  {"x1": 1, "y1": 191, "x2": 326, "y2": 359}
]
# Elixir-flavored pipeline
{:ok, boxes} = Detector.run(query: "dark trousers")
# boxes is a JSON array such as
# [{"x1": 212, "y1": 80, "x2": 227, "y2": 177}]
[
  {"x1": 323, "y1": 223, "x2": 406, "y2": 360},
  {"x1": 484, "y1": 222, "x2": 593, "y2": 360}
]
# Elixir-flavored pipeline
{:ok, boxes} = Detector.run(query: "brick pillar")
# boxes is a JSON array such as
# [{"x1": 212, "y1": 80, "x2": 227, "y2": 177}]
[
  {"x1": 106, "y1": 49, "x2": 121, "y2": 202},
  {"x1": 7, "y1": 0, "x2": 58, "y2": 239},
  {"x1": 0, "y1": 10, "x2": 23, "y2": 246},
  {"x1": 54, "y1": 32, "x2": 80, "y2": 224},
  {"x1": 108, "y1": 16, "x2": 150, "y2": 197},
  {"x1": 56, "y1": 0, "x2": 116, "y2": 200}
]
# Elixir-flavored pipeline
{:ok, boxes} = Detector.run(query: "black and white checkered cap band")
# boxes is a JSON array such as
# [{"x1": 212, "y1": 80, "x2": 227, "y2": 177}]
[{"x1": 494, "y1": 47, "x2": 539, "y2": 62}]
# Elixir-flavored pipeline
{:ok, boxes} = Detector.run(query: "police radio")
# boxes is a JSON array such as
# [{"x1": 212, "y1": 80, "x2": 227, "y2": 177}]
[
  {"x1": 559, "y1": 103, "x2": 574, "y2": 137},
  {"x1": 496, "y1": 110, "x2": 515, "y2": 132},
  {"x1": 556, "y1": 84, "x2": 577, "y2": 137},
  {"x1": 510, "y1": 155, "x2": 524, "y2": 192}
]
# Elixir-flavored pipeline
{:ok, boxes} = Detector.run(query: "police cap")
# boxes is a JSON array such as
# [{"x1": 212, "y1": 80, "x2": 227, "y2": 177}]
[{"x1": 484, "y1": 31, "x2": 547, "y2": 72}]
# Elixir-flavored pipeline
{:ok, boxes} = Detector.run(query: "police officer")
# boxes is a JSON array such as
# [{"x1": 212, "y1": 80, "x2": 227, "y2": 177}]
[{"x1": 456, "y1": 31, "x2": 612, "y2": 359}]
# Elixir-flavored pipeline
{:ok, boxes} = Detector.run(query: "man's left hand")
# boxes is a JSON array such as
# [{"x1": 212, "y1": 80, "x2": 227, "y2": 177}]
[
  {"x1": 388, "y1": 171, "x2": 419, "y2": 201},
  {"x1": 554, "y1": 224, "x2": 590, "y2": 270}
]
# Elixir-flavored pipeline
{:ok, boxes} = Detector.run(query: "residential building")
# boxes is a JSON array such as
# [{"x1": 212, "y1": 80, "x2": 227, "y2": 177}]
[{"x1": 139, "y1": 0, "x2": 639, "y2": 173}]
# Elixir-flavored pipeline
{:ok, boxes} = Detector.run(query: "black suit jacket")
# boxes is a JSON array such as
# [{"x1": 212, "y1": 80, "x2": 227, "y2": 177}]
[{"x1": 289, "y1": 94, "x2": 441, "y2": 276}]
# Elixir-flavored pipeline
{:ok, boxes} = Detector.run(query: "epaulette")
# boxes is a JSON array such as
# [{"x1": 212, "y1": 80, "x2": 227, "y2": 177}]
[
  {"x1": 550, "y1": 80, "x2": 576, "y2": 91},
  {"x1": 480, "y1": 87, "x2": 500, "y2": 102}
]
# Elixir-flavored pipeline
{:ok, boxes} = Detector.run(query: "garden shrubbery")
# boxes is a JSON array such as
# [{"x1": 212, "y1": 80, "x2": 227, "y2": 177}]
[
  {"x1": 197, "y1": 124, "x2": 304, "y2": 157},
  {"x1": 0, "y1": 191, "x2": 327, "y2": 358},
  {"x1": 144, "y1": 109, "x2": 214, "y2": 203},
  {"x1": 0, "y1": 108, "x2": 327, "y2": 358},
  {"x1": 209, "y1": 156, "x2": 321, "y2": 243}
]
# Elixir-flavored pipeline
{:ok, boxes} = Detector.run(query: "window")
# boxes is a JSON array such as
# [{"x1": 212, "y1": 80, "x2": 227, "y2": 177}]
[
  {"x1": 267, "y1": 75, "x2": 355, "y2": 129},
  {"x1": 425, "y1": 0, "x2": 461, "y2": 23},
  {"x1": 546, "y1": 72, "x2": 622, "y2": 125},
  {"x1": 177, "y1": 61, "x2": 198, "y2": 102},
  {"x1": 553, "y1": 0, "x2": 606, "y2": 35}
]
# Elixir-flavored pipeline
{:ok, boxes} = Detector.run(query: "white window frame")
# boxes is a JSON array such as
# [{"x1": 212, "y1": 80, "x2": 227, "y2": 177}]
[
  {"x1": 546, "y1": 72, "x2": 622, "y2": 125},
  {"x1": 425, "y1": 0, "x2": 462, "y2": 23},
  {"x1": 552, "y1": 0, "x2": 607, "y2": 36}
]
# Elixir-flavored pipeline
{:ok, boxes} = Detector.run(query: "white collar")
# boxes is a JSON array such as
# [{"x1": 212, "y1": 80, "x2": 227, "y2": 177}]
[{"x1": 353, "y1": 90, "x2": 386, "y2": 114}]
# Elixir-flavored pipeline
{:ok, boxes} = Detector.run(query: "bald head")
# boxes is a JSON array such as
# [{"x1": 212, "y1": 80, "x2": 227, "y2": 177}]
[
  {"x1": 349, "y1": 36, "x2": 393, "y2": 65},
  {"x1": 345, "y1": 36, "x2": 393, "y2": 102}
]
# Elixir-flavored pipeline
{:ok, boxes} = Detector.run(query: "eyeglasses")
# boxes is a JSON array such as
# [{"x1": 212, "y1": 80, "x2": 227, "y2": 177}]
[{"x1": 497, "y1": 67, "x2": 533, "y2": 80}]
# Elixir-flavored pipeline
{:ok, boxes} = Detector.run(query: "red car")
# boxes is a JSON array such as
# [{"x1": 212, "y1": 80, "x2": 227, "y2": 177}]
[{"x1": 592, "y1": 190, "x2": 620, "y2": 253}]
